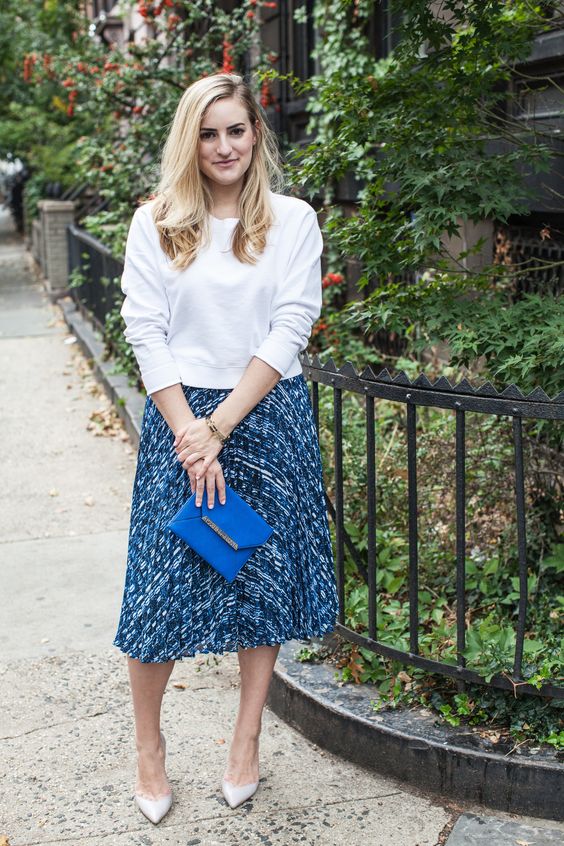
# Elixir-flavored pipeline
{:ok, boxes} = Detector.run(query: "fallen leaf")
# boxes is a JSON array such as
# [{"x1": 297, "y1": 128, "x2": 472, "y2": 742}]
[
  {"x1": 83, "y1": 380, "x2": 102, "y2": 396},
  {"x1": 215, "y1": 738, "x2": 226, "y2": 745},
  {"x1": 515, "y1": 840, "x2": 532, "y2": 845},
  {"x1": 0, "y1": 835, "x2": 11, "y2": 845},
  {"x1": 172, "y1": 682, "x2": 187, "y2": 690},
  {"x1": 479, "y1": 729, "x2": 501, "y2": 743},
  {"x1": 84, "y1": 496, "x2": 95, "y2": 507},
  {"x1": 87, "y1": 403, "x2": 126, "y2": 438},
  {"x1": 49, "y1": 488, "x2": 59, "y2": 497}
]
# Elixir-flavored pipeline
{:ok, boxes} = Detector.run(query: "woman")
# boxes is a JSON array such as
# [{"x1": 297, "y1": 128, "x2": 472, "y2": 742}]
[{"x1": 112, "y1": 70, "x2": 339, "y2": 824}]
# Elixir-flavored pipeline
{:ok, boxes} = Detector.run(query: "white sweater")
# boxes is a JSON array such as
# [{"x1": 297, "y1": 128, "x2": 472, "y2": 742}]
[{"x1": 119, "y1": 190, "x2": 324, "y2": 394}]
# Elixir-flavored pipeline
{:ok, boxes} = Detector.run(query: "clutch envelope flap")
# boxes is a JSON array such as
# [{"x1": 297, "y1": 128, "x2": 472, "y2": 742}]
[
  {"x1": 200, "y1": 485, "x2": 273, "y2": 549},
  {"x1": 168, "y1": 483, "x2": 273, "y2": 551}
]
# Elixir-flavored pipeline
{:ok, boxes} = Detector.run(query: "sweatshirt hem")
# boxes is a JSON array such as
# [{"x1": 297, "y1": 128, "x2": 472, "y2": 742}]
[{"x1": 174, "y1": 357, "x2": 303, "y2": 389}]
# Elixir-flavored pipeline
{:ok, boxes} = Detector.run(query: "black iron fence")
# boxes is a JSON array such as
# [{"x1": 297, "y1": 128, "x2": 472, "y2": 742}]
[
  {"x1": 301, "y1": 352, "x2": 563, "y2": 701},
  {"x1": 67, "y1": 224, "x2": 123, "y2": 332}
]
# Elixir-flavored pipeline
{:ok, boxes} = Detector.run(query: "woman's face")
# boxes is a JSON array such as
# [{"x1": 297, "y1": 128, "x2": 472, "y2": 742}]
[{"x1": 198, "y1": 96, "x2": 257, "y2": 190}]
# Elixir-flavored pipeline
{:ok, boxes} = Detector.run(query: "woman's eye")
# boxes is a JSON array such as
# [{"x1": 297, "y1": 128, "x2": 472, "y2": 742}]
[{"x1": 200, "y1": 128, "x2": 245, "y2": 140}]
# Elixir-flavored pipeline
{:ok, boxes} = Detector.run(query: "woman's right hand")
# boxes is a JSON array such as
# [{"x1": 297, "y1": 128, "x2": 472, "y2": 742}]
[{"x1": 187, "y1": 456, "x2": 226, "y2": 509}]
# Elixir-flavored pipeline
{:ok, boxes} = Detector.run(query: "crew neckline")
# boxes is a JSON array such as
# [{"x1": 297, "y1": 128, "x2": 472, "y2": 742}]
[{"x1": 209, "y1": 213, "x2": 239, "y2": 222}]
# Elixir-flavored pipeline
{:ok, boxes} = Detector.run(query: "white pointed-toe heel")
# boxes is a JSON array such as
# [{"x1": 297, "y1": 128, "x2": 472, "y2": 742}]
[
  {"x1": 135, "y1": 790, "x2": 173, "y2": 825},
  {"x1": 134, "y1": 731, "x2": 173, "y2": 824},
  {"x1": 221, "y1": 777, "x2": 259, "y2": 809}
]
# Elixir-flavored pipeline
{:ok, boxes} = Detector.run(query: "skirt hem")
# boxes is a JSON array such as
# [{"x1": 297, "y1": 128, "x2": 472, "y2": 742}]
[{"x1": 112, "y1": 623, "x2": 337, "y2": 663}]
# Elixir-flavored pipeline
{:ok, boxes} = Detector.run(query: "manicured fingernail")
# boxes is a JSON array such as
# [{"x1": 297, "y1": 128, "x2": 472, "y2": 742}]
[
  {"x1": 209, "y1": 502, "x2": 214, "y2": 509},
  {"x1": 220, "y1": 498, "x2": 226, "y2": 504}
]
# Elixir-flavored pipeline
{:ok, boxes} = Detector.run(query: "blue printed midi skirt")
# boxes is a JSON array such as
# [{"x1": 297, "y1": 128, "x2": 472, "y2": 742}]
[{"x1": 112, "y1": 372, "x2": 339, "y2": 663}]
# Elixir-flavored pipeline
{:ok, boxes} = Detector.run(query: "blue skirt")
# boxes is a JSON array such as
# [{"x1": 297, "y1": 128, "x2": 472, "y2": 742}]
[{"x1": 112, "y1": 373, "x2": 339, "y2": 662}]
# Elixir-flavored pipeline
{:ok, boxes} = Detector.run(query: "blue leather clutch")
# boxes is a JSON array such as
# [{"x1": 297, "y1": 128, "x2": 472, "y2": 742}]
[{"x1": 166, "y1": 482, "x2": 274, "y2": 583}]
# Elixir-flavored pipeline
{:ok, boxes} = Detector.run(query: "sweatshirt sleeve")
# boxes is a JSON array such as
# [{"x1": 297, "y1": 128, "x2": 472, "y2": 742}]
[
  {"x1": 119, "y1": 206, "x2": 183, "y2": 395},
  {"x1": 252, "y1": 208, "x2": 323, "y2": 376}
]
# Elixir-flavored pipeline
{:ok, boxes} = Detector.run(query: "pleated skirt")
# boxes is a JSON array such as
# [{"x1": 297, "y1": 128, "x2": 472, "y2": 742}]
[{"x1": 112, "y1": 373, "x2": 340, "y2": 662}]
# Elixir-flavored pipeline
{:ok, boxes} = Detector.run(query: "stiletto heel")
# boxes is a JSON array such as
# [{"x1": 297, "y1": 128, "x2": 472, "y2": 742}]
[{"x1": 134, "y1": 731, "x2": 173, "y2": 824}]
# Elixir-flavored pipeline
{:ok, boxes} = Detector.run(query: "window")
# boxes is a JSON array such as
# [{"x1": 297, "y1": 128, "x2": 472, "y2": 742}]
[{"x1": 369, "y1": 0, "x2": 403, "y2": 59}]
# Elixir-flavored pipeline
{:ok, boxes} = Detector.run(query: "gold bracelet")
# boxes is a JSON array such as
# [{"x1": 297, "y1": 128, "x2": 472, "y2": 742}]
[{"x1": 205, "y1": 415, "x2": 230, "y2": 444}]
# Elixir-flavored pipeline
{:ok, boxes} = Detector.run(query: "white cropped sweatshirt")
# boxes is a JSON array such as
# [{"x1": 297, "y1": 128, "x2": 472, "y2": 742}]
[{"x1": 119, "y1": 190, "x2": 324, "y2": 394}]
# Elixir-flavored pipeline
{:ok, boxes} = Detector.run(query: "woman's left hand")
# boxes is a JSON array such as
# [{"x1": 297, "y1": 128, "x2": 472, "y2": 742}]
[{"x1": 173, "y1": 418, "x2": 223, "y2": 477}]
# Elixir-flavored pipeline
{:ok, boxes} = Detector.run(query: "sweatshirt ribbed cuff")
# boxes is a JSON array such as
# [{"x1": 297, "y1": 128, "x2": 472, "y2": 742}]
[
  {"x1": 140, "y1": 362, "x2": 182, "y2": 395},
  {"x1": 252, "y1": 336, "x2": 299, "y2": 377}
]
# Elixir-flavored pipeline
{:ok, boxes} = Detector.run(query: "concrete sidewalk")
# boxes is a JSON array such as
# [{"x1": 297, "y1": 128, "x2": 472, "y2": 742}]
[{"x1": 0, "y1": 205, "x2": 561, "y2": 846}]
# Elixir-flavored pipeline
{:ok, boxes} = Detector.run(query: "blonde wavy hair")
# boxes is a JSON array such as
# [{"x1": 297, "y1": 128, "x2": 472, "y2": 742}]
[{"x1": 146, "y1": 71, "x2": 286, "y2": 269}]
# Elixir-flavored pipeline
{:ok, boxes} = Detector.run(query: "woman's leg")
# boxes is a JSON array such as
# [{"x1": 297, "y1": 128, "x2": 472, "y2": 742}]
[
  {"x1": 223, "y1": 643, "x2": 281, "y2": 786},
  {"x1": 127, "y1": 656, "x2": 175, "y2": 798}
]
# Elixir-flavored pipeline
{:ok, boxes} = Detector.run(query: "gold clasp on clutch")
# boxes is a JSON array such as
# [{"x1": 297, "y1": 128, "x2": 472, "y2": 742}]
[{"x1": 202, "y1": 515, "x2": 239, "y2": 550}]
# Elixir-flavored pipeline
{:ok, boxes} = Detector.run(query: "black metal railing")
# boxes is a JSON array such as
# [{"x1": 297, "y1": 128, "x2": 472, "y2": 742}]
[
  {"x1": 67, "y1": 225, "x2": 123, "y2": 332},
  {"x1": 300, "y1": 352, "x2": 564, "y2": 700}
]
